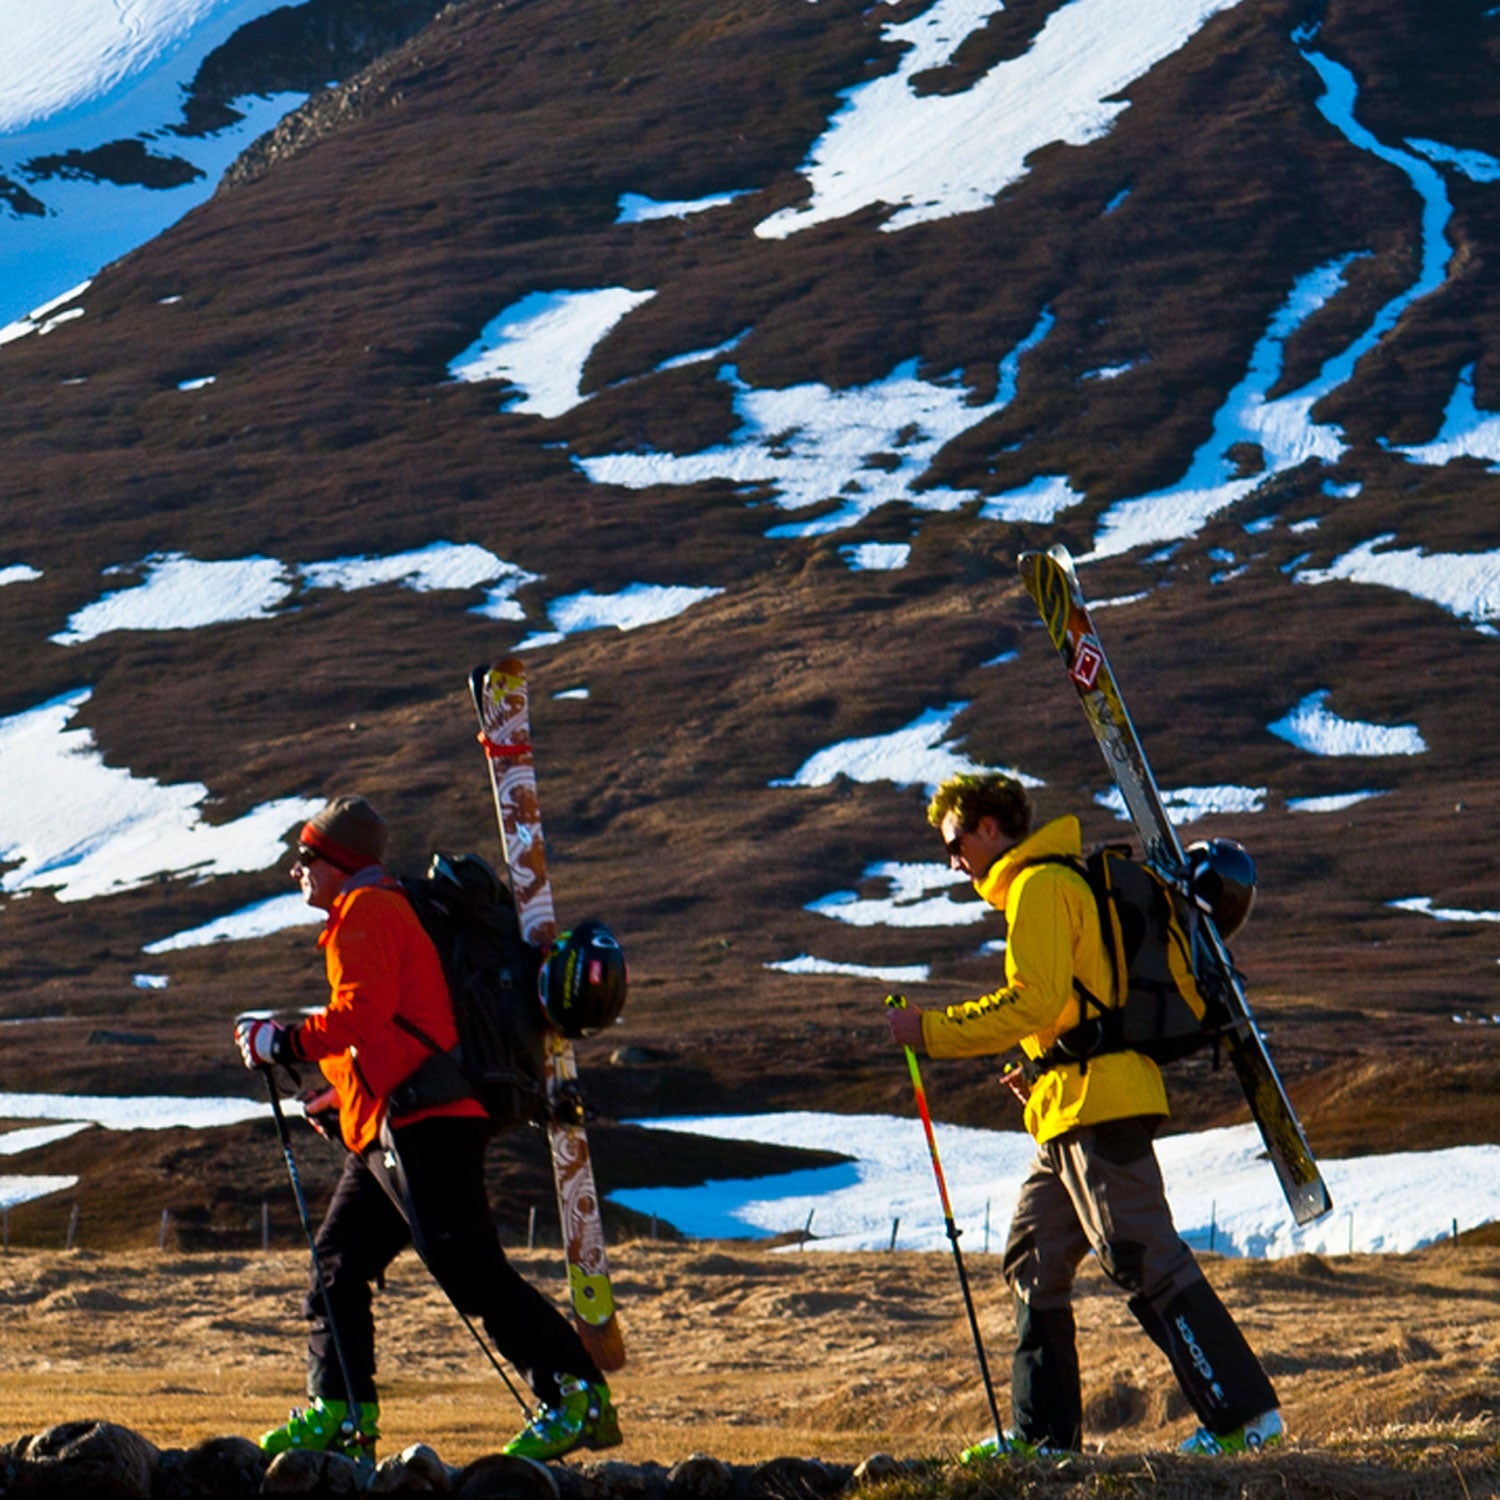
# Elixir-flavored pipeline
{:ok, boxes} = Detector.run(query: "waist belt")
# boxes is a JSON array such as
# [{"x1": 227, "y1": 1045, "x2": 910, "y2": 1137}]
[
  {"x1": 1023, "y1": 980, "x2": 1130, "y2": 1081},
  {"x1": 386, "y1": 1015, "x2": 478, "y2": 1118}
]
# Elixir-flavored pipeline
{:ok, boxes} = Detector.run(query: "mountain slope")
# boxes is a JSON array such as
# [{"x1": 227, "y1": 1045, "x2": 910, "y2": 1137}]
[{"x1": 1, "y1": 0, "x2": 1499, "y2": 1233}]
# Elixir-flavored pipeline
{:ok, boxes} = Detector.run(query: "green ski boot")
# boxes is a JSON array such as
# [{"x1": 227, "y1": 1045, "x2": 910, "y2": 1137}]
[
  {"x1": 502, "y1": 1377, "x2": 621, "y2": 1461},
  {"x1": 1180, "y1": 1409, "x2": 1284, "y2": 1455},
  {"x1": 959, "y1": 1432, "x2": 1062, "y2": 1464},
  {"x1": 259, "y1": 1397, "x2": 380, "y2": 1462}
]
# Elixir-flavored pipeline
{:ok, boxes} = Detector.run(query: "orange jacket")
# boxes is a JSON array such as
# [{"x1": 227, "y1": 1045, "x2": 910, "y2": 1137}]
[{"x1": 291, "y1": 871, "x2": 486, "y2": 1153}]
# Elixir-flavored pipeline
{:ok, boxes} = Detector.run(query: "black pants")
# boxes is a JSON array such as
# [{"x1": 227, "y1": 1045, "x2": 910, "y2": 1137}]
[{"x1": 305, "y1": 1115, "x2": 602, "y2": 1408}]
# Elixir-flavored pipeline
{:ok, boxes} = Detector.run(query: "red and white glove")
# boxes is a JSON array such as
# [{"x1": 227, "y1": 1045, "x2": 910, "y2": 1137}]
[{"x1": 235, "y1": 1017, "x2": 293, "y2": 1070}]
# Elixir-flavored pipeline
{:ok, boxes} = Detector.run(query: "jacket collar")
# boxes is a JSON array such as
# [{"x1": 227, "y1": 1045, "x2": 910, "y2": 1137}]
[
  {"x1": 975, "y1": 815, "x2": 1082, "y2": 908},
  {"x1": 316, "y1": 863, "x2": 391, "y2": 947}
]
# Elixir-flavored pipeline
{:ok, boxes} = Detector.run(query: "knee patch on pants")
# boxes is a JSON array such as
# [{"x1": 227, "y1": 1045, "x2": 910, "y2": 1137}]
[
  {"x1": 1004, "y1": 1228, "x2": 1080, "y2": 1308},
  {"x1": 1096, "y1": 1237, "x2": 1147, "y2": 1295}
]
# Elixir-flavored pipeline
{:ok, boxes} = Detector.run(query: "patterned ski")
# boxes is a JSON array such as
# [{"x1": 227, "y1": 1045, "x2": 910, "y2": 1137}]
[
  {"x1": 1018, "y1": 545, "x2": 1332, "y2": 1227},
  {"x1": 470, "y1": 657, "x2": 626, "y2": 1371}
]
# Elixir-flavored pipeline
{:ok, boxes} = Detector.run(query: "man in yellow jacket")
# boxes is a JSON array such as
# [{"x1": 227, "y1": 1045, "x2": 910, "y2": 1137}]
[{"x1": 888, "y1": 772, "x2": 1281, "y2": 1457}]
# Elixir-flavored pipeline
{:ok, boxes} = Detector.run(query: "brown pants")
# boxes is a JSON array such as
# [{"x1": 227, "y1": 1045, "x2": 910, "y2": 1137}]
[{"x1": 1002, "y1": 1116, "x2": 1275, "y2": 1447}]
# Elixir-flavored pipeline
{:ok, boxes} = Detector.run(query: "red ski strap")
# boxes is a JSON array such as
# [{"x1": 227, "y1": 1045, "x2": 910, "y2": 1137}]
[{"x1": 477, "y1": 731, "x2": 532, "y2": 758}]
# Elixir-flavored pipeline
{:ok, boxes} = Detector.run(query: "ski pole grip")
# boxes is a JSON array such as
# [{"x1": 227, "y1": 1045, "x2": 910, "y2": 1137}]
[{"x1": 885, "y1": 993, "x2": 908, "y2": 1011}]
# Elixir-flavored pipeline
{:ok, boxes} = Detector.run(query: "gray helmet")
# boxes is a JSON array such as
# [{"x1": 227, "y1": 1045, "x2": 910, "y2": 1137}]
[{"x1": 1185, "y1": 838, "x2": 1256, "y2": 938}]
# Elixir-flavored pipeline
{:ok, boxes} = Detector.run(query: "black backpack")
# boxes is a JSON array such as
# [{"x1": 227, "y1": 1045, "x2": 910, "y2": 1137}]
[
  {"x1": 386, "y1": 852, "x2": 549, "y2": 1129},
  {"x1": 1036, "y1": 845, "x2": 1233, "y2": 1069}
]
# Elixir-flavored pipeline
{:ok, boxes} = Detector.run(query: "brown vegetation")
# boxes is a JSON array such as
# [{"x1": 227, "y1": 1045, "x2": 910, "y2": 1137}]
[{"x1": 0, "y1": 1241, "x2": 1496, "y2": 1495}]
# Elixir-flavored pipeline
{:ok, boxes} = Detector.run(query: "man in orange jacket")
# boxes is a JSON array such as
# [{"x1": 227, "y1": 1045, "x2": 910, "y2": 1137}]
[
  {"x1": 235, "y1": 794, "x2": 619, "y2": 1463},
  {"x1": 888, "y1": 773, "x2": 1280, "y2": 1459}
]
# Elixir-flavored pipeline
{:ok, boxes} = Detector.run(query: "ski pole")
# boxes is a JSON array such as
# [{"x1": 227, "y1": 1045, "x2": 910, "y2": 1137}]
[
  {"x1": 886, "y1": 995, "x2": 1007, "y2": 1454},
  {"x1": 262, "y1": 1068, "x2": 366, "y2": 1444},
  {"x1": 449, "y1": 1304, "x2": 533, "y2": 1418}
]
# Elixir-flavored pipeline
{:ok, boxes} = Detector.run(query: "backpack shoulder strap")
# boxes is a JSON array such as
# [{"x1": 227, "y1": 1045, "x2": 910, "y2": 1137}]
[
  {"x1": 389, "y1": 879, "x2": 460, "y2": 1061},
  {"x1": 1025, "y1": 848, "x2": 1133, "y2": 1073},
  {"x1": 1026, "y1": 851, "x2": 1121, "y2": 1007},
  {"x1": 1024, "y1": 853, "x2": 1085, "y2": 874}
]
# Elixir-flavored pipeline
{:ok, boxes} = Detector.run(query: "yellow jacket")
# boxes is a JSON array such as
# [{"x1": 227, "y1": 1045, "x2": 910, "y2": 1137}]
[{"x1": 920, "y1": 815, "x2": 1168, "y2": 1142}]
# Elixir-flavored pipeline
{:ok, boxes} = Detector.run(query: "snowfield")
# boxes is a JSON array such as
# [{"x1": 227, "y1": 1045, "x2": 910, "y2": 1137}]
[
  {"x1": 618, "y1": 1111, "x2": 1500, "y2": 1261},
  {"x1": 0, "y1": 1089, "x2": 1493, "y2": 1268}
]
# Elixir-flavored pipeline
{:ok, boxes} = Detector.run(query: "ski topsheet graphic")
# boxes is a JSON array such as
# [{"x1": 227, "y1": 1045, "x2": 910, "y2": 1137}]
[
  {"x1": 470, "y1": 657, "x2": 626, "y2": 1371},
  {"x1": 1019, "y1": 545, "x2": 1332, "y2": 1227}
]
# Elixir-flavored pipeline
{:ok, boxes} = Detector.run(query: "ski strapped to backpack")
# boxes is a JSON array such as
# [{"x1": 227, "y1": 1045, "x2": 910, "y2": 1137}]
[
  {"x1": 1029, "y1": 845, "x2": 1245, "y2": 1073},
  {"x1": 385, "y1": 851, "x2": 550, "y2": 1129},
  {"x1": 1019, "y1": 543, "x2": 1330, "y2": 1226},
  {"x1": 471, "y1": 655, "x2": 626, "y2": 1370}
]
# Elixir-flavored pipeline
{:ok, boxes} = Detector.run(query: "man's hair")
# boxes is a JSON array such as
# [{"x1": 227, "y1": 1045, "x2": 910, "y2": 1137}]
[{"x1": 927, "y1": 773, "x2": 1032, "y2": 840}]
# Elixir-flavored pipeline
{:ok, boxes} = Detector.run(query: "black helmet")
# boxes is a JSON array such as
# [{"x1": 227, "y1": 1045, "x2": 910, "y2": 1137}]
[
  {"x1": 540, "y1": 919, "x2": 627, "y2": 1037},
  {"x1": 1185, "y1": 838, "x2": 1256, "y2": 938}
]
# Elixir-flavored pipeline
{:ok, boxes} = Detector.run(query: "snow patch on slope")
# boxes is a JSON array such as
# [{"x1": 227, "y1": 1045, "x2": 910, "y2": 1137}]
[
  {"x1": 809, "y1": 862, "x2": 985, "y2": 928},
  {"x1": 517, "y1": 583, "x2": 724, "y2": 648},
  {"x1": 756, "y1": 0, "x2": 1248, "y2": 237},
  {"x1": 54, "y1": 544, "x2": 540, "y2": 644},
  {"x1": 1392, "y1": 364, "x2": 1500, "y2": 470},
  {"x1": 0, "y1": 689, "x2": 317, "y2": 903},
  {"x1": 449, "y1": 288, "x2": 656, "y2": 418},
  {"x1": 1096, "y1": 783, "x2": 1265, "y2": 823},
  {"x1": 52, "y1": 554, "x2": 293, "y2": 644},
  {"x1": 616, "y1": 1113, "x2": 1500, "y2": 1259},
  {"x1": 772, "y1": 703, "x2": 1041, "y2": 792},
  {"x1": 144, "y1": 892, "x2": 324, "y2": 953},
  {"x1": 1295, "y1": 536, "x2": 1500, "y2": 627},
  {"x1": 1268, "y1": 690, "x2": 1427, "y2": 756},
  {"x1": 1088, "y1": 47, "x2": 1455, "y2": 560}
]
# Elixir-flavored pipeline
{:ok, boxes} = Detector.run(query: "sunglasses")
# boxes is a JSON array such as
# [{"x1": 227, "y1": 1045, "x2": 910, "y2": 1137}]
[
  {"x1": 294, "y1": 845, "x2": 323, "y2": 867},
  {"x1": 943, "y1": 827, "x2": 970, "y2": 859}
]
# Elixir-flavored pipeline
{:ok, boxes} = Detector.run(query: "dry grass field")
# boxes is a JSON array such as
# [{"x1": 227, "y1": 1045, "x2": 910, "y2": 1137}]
[{"x1": 0, "y1": 1237, "x2": 1496, "y2": 1493}]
